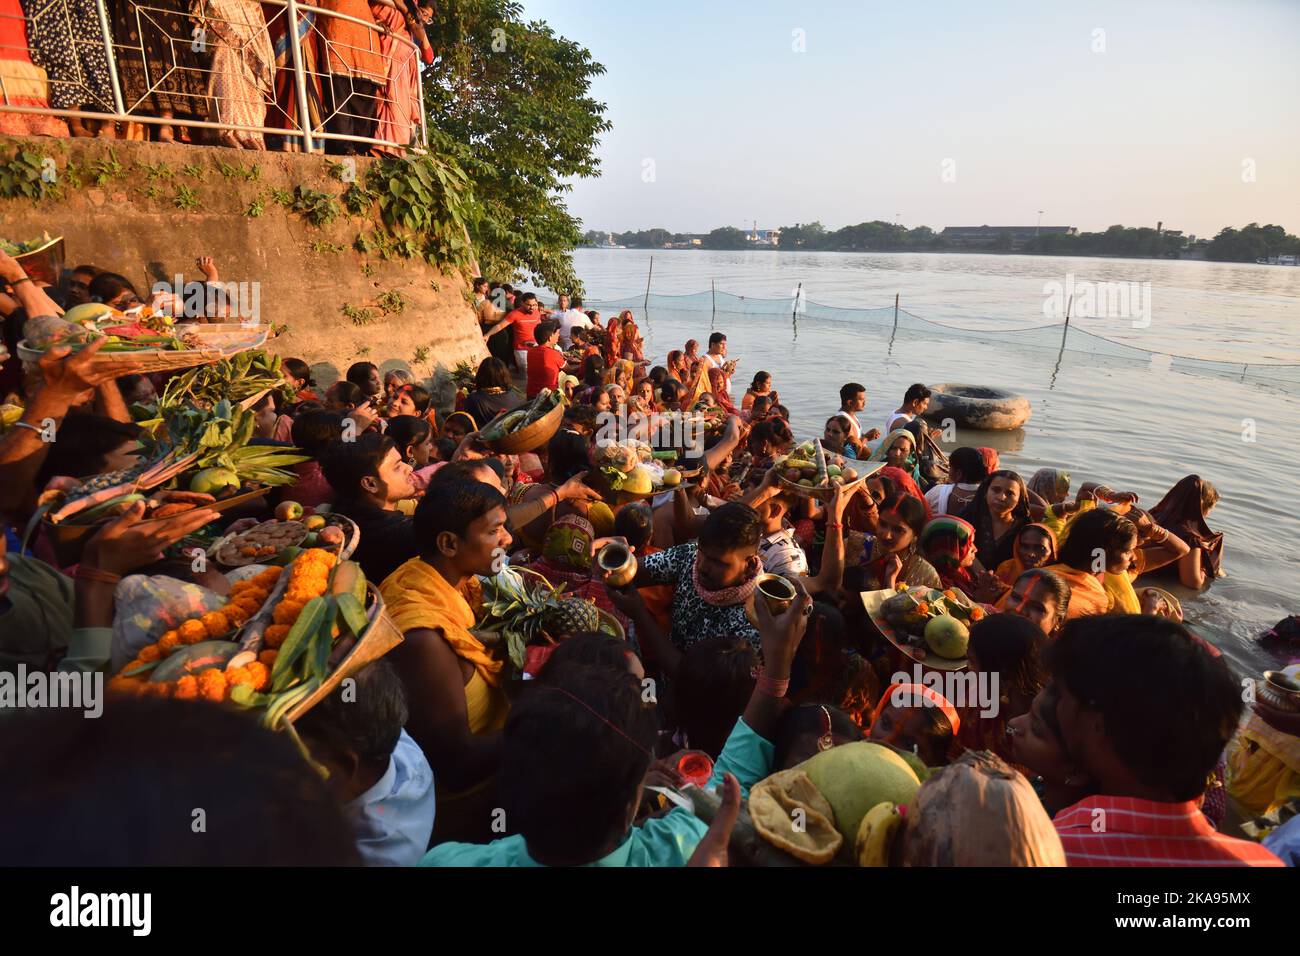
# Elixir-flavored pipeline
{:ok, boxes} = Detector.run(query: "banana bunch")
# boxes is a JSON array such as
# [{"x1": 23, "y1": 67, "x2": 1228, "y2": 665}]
[
  {"x1": 168, "y1": 399, "x2": 308, "y2": 487},
  {"x1": 854, "y1": 801, "x2": 905, "y2": 867}
]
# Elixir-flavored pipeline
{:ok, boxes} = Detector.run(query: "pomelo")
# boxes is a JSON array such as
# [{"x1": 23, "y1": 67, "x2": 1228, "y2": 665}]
[
  {"x1": 623, "y1": 465, "x2": 654, "y2": 495},
  {"x1": 796, "y1": 741, "x2": 922, "y2": 844},
  {"x1": 189, "y1": 467, "x2": 240, "y2": 495},
  {"x1": 924, "y1": 613, "x2": 970, "y2": 659}
]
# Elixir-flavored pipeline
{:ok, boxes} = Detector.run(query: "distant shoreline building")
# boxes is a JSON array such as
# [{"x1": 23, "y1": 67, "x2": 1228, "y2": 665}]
[{"x1": 941, "y1": 225, "x2": 1077, "y2": 250}]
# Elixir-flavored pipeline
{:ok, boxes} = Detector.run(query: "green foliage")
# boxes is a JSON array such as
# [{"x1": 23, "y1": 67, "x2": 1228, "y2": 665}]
[
  {"x1": 173, "y1": 184, "x2": 201, "y2": 210},
  {"x1": 246, "y1": 197, "x2": 265, "y2": 218},
  {"x1": 412, "y1": 345, "x2": 431, "y2": 365},
  {"x1": 181, "y1": 163, "x2": 206, "y2": 181},
  {"x1": 138, "y1": 160, "x2": 174, "y2": 182},
  {"x1": 423, "y1": 0, "x2": 610, "y2": 291},
  {"x1": 0, "y1": 150, "x2": 59, "y2": 201},
  {"x1": 348, "y1": 152, "x2": 475, "y2": 271},
  {"x1": 342, "y1": 182, "x2": 372, "y2": 215},
  {"x1": 377, "y1": 290, "x2": 406, "y2": 314},
  {"x1": 85, "y1": 149, "x2": 125, "y2": 186},
  {"x1": 342, "y1": 303, "x2": 377, "y2": 326},
  {"x1": 1206, "y1": 223, "x2": 1300, "y2": 262},
  {"x1": 701, "y1": 226, "x2": 750, "y2": 250},
  {"x1": 313, "y1": 239, "x2": 344, "y2": 254},
  {"x1": 269, "y1": 186, "x2": 294, "y2": 207},
  {"x1": 286, "y1": 185, "x2": 342, "y2": 227}
]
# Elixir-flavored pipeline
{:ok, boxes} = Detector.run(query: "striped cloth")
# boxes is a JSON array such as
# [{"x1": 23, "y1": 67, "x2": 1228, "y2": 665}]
[{"x1": 1054, "y1": 796, "x2": 1283, "y2": 867}]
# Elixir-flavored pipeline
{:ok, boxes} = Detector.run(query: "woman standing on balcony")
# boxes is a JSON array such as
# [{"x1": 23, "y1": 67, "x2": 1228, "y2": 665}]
[
  {"x1": 318, "y1": 0, "x2": 385, "y2": 154},
  {"x1": 368, "y1": 0, "x2": 422, "y2": 154},
  {"x1": 0, "y1": 0, "x2": 67, "y2": 135},
  {"x1": 19, "y1": 0, "x2": 115, "y2": 136},
  {"x1": 194, "y1": 0, "x2": 275, "y2": 148},
  {"x1": 262, "y1": 0, "x2": 322, "y2": 151},
  {"x1": 107, "y1": 0, "x2": 210, "y2": 141}
]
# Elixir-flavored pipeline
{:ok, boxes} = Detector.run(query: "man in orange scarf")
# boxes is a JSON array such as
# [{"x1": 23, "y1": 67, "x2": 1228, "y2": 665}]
[{"x1": 381, "y1": 479, "x2": 513, "y2": 842}]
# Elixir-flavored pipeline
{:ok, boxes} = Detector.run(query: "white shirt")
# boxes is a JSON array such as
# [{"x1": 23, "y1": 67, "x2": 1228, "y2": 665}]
[
  {"x1": 349, "y1": 729, "x2": 437, "y2": 867},
  {"x1": 884, "y1": 411, "x2": 914, "y2": 434},
  {"x1": 833, "y1": 409, "x2": 862, "y2": 444},
  {"x1": 925, "y1": 481, "x2": 981, "y2": 516},
  {"x1": 556, "y1": 308, "x2": 592, "y2": 347},
  {"x1": 758, "y1": 527, "x2": 809, "y2": 577},
  {"x1": 703, "y1": 352, "x2": 732, "y2": 394}
]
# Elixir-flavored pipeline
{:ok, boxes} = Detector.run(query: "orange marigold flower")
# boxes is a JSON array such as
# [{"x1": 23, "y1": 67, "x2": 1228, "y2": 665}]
[
  {"x1": 234, "y1": 596, "x2": 263, "y2": 614},
  {"x1": 197, "y1": 668, "x2": 227, "y2": 702},
  {"x1": 173, "y1": 675, "x2": 199, "y2": 700},
  {"x1": 200, "y1": 611, "x2": 230, "y2": 637},
  {"x1": 108, "y1": 676, "x2": 140, "y2": 695},
  {"x1": 942, "y1": 589, "x2": 957, "y2": 601},
  {"x1": 137, "y1": 643, "x2": 162, "y2": 663},
  {"x1": 970, "y1": 606, "x2": 986, "y2": 622},
  {"x1": 915, "y1": 602, "x2": 930, "y2": 615},
  {"x1": 179, "y1": 619, "x2": 207, "y2": 644},
  {"x1": 226, "y1": 665, "x2": 255, "y2": 688},
  {"x1": 245, "y1": 661, "x2": 271, "y2": 691},
  {"x1": 224, "y1": 604, "x2": 251, "y2": 625},
  {"x1": 146, "y1": 680, "x2": 172, "y2": 698},
  {"x1": 229, "y1": 580, "x2": 253, "y2": 595},
  {"x1": 263, "y1": 624, "x2": 290, "y2": 648},
  {"x1": 158, "y1": 631, "x2": 181, "y2": 655},
  {"x1": 285, "y1": 586, "x2": 315, "y2": 603},
  {"x1": 258, "y1": 649, "x2": 278, "y2": 667},
  {"x1": 273, "y1": 600, "x2": 305, "y2": 625}
]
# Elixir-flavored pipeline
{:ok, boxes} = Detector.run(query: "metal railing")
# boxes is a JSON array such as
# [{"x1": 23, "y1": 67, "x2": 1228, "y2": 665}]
[{"x1": 0, "y1": 0, "x2": 426, "y2": 153}]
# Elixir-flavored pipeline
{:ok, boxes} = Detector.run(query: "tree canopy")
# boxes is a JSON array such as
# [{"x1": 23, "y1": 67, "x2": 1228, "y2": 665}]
[{"x1": 424, "y1": 0, "x2": 610, "y2": 292}]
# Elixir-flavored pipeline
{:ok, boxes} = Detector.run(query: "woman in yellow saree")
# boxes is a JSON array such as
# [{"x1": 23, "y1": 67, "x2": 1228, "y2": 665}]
[
  {"x1": 380, "y1": 480, "x2": 512, "y2": 842},
  {"x1": 1043, "y1": 508, "x2": 1139, "y2": 618}
]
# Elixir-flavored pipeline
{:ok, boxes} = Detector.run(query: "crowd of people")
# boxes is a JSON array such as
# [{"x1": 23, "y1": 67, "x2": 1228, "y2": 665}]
[
  {"x1": 1, "y1": 245, "x2": 1298, "y2": 869},
  {"x1": 0, "y1": 0, "x2": 430, "y2": 151}
]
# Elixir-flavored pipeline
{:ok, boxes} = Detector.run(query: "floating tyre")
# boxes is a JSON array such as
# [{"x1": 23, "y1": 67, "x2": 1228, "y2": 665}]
[{"x1": 923, "y1": 384, "x2": 1031, "y2": 431}]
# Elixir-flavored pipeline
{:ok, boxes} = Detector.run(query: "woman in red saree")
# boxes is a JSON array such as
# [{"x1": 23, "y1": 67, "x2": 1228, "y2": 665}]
[
  {"x1": 262, "y1": 0, "x2": 324, "y2": 150},
  {"x1": 0, "y1": 0, "x2": 66, "y2": 137},
  {"x1": 368, "y1": 0, "x2": 420, "y2": 153}
]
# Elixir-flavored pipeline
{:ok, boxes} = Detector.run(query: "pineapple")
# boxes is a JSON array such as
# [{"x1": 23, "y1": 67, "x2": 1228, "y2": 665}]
[{"x1": 542, "y1": 597, "x2": 601, "y2": 639}]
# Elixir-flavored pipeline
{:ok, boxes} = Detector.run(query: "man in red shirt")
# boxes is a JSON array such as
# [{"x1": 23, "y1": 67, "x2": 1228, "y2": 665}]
[
  {"x1": 525, "y1": 320, "x2": 571, "y2": 398},
  {"x1": 482, "y1": 292, "x2": 545, "y2": 371},
  {"x1": 1043, "y1": 615, "x2": 1281, "y2": 867}
]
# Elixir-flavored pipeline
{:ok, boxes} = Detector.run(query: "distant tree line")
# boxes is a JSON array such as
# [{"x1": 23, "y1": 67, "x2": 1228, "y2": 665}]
[{"x1": 581, "y1": 221, "x2": 1298, "y2": 262}]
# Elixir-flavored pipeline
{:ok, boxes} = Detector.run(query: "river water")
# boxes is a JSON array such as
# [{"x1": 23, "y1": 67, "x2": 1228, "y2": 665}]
[{"x1": 569, "y1": 249, "x2": 1300, "y2": 676}]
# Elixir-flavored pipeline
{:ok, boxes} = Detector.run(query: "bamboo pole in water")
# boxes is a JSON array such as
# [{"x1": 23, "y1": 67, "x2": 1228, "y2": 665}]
[
  {"x1": 792, "y1": 282, "x2": 802, "y2": 339},
  {"x1": 644, "y1": 256, "x2": 654, "y2": 311}
]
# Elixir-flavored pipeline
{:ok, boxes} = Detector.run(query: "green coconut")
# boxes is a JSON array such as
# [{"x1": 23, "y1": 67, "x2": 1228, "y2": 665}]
[{"x1": 796, "y1": 741, "x2": 922, "y2": 844}]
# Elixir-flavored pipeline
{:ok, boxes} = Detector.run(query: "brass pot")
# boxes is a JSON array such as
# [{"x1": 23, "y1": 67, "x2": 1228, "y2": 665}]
[
  {"x1": 597, "y1": 542, "x2": 637, "y2": 588},
  {"x1": 755, "y1": 572, "x2": 796, "y2": 616}
]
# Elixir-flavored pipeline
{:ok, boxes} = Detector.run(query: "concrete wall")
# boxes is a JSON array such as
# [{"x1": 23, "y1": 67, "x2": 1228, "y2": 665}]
[{"x1": 1, "y1": 137, "x2": 485, "y2": 405}]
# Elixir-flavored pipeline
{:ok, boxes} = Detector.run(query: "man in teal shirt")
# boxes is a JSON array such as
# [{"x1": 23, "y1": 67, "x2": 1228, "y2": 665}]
[{"x1": 420, "y1": 576, "x2": 814, "y2": 867}]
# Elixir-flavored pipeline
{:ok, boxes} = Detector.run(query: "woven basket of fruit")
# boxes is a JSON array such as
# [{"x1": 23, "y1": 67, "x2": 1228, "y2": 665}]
[
  {"x1": 18, "y1": 306, "x2": 266, "y2": 373},
  {"x1": 108, "y1": 551, "x2": 404, "y2": 730},
  {"x1": 479, "y1": 388, "x2": 565, "y2": 454},
  {"x1": 777, "y1": 440, "x2": 883, "y2": 501},
  {"x1": 7, "y1": 233, "x2": 64, "y2": 285}
]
